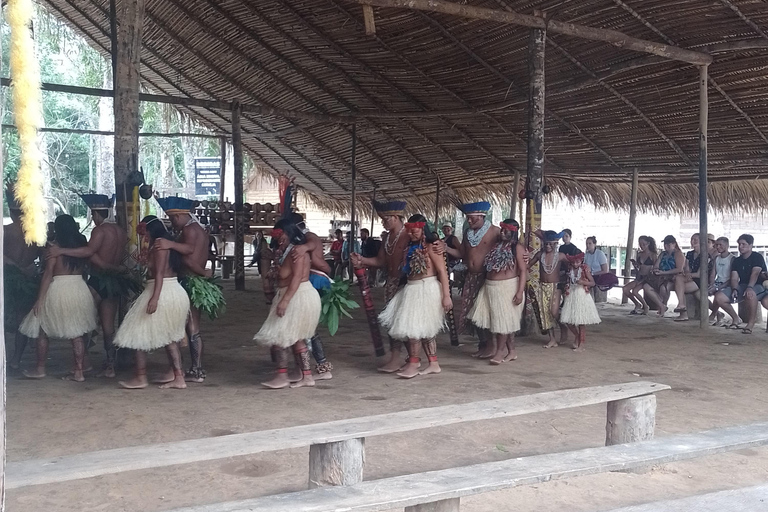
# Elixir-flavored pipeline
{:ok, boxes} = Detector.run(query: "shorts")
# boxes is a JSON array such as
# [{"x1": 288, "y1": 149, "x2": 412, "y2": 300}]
[{"x1": 719, "y1": 284, "x2": 767, "y2": 302}]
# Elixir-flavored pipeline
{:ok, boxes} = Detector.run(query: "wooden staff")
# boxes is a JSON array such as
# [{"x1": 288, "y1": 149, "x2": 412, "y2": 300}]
[
  {"x1": 443, "y1": 252, "x2": 460, "y2": 346},
  {"x1": 354, "y1": 267, "x2": 386, "y2": 357}
]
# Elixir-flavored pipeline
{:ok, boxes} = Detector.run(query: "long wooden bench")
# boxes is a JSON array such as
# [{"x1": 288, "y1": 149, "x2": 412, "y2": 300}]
[
  {"x1": 164, "y1": 422, "x2": 768, "y2": 512},
  {"x1": 7, "y1": 381, "x2": 668, "y2": 489},
  {"x1": 604, "y1": 484, "x2": 768, "y2": 512}
]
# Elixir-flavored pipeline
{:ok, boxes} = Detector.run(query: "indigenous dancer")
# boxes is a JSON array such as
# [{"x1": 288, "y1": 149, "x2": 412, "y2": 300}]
[
  {"x1": 351, "y1": 200, "x2": 411, "y2": 372},
  {"x1": 154, "y1": 197, "x2": 225, "y2": 383},
  {"x1": 560, "y1": 252, "x2": 601, "y2": 351},
  {"x1": 47, "y1": 194, "x2": 132, "y2": 377},
  {"x1": 114, "y1": 216, "x2": 190, "y2": 389},
  {"x1": 288, "y1": 213, "x2": 334, "y2": 380},
  {"x1": 443, "y1": 201, "x2": 500, "y2": 358},
  {"x1": 4, "y1": 184, "x2": 41, "y2": 370},
  {"x1": 255, "y1": 222, "x2": 321, "y2": 389},
  {"x1": 379, "y1": 215, "x2": 451, "y2": 379},
  {"x1": 527, "y1": 230, "x2": 568, "y2": 348},
  {"x1": 468, "y1": 219, "x2": 527, "y2": 364},
  {"x1": 19, "y1": 215, "x2": 98, "y2": 381}
]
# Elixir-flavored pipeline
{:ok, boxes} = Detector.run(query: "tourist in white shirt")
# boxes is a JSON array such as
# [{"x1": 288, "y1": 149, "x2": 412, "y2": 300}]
[
  {"x1": 708, "y1": 237, "x2": 734, "y2": 325},
  {"x1": 584, "y1": 237, "x2": 608, "y2": 276}
]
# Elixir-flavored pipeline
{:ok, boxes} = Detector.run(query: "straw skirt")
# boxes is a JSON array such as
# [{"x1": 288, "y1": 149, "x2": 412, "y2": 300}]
[
  {"x1": 560, "y1": 286, "x2": 601, "y2": 326},
  {"x1": 379, "y1": 276, "x2": 446, "y2": 340},
  {"x1": 254, "y1": 281, "x2": 321, "y2": 348},
  {"x1": 19, "y1": 275, "x2": 97, "y2": 339},
  {"x1": 468, "y1": 277, "x2": 524, "y2": 335},
  {"x1": 114, "y1": 278, "x2": 190, "y2": 351}
]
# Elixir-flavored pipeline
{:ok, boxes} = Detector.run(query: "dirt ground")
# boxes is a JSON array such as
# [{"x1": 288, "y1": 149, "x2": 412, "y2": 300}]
[{"x1": 6, "y1": 271, "x2": 768, "y2": 512}]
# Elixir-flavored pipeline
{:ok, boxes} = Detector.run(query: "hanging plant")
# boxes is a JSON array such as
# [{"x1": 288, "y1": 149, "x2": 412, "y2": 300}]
[{"x1": 319, "y1": 279, "x2": 360, "y2": 336}]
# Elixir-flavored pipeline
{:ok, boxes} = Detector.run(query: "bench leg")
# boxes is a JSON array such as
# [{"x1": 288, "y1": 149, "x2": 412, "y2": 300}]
[
  {"x1": 308, "y1": 438, "x2": 365, "y2": 488},
  {"x1": 606, "y1": 395, "x2": 657, "y2": 473},
  {"x1": 405, "y1": 498, "x2": 460, "y2": 512}
]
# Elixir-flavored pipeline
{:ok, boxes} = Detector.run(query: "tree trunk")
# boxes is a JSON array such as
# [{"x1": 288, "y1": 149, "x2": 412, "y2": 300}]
[{"x1": 97, "y1": 67, "x2": 115, "y2": 195}]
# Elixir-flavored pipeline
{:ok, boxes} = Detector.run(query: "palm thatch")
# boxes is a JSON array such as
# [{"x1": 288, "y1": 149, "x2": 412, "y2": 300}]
[{"x1": 39, "y1": 0, "x2": 768, "y2": 214}]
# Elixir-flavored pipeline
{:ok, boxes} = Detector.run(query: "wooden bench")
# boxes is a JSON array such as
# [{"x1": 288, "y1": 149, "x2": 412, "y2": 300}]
[
  {"x1": 7, "y1": 381, "x2": 668, "y2": 490},
  {"x1": 603, "y1": 484, "x2": 768, "y2": 512},
  {"x1": 163, "y1": 421, "x2": 768, "y2": 512}
]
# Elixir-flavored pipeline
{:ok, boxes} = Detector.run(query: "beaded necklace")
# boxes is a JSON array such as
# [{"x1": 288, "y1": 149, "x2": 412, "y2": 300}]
[
  {"x1": 466, "y1": 219, "x2": 491, "y2": 247},
  {"x1": 385, "y1": 224, "x2": 405, "y2": 256},
  {"x1": 541, "y1": 251, "x2": 558, "y2": 275}
]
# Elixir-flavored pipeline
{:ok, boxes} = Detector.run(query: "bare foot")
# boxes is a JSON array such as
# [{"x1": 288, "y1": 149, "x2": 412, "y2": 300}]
[
  {"x1": 396, "y1": 362, "x2": 421, "y2": 379},
  {"x1": 261, "y1": 372, "x2": 290, "y2": 389},
  {"x1": 543, "y1": 340, "x2": 558, "y2": 349},
  {"x1": 151, "y1": 370, "x2": 175, "y2": 384},
  {"x1": 96, "y1": 366, "x2": 116, "y2": 378},
  {"x1": 419, "y1": 362, "x2": 441, "y2": 376},
  {"x1": 489, "y1": 358, "x2": 503, "y2": 365},
  {"x1": 62, "y1": 372, "x2": 85, "y2": 382},
  {"x1": 288, "y1": 368, "x2": 302, "y2": 383},
  {"x1": 378, "y1": 356, "x2": 405, "y2": 373},
  {"x1": 119, "y1": 375, "x2": 149, "y2": 389},
  {"x1": 502, "y1": 350, "x2": 518, "y2": 362},
  {"x1": 674, "y1": 313, "x2": 689, "y2": 322},
  {"x1": 572, "y1": 345, "x2": 586, "y2": 352},
  {"x1": 657, "y1": 305, "x2": 668, "y2": 317},
  {"x1": 290, "y1": 374, "x2": 316, "y2": 388},
  {"x1": 22, "y1": 368, "x2": 46, "y2": 379},
  {"x1": 314, "y1": 372, "x2": 333, "y2": 381},
  {"x1": 476, "y1": 348, "x2": 495, "y2": 359},
  {"x1": 159, "y1": 376, "x2": 187, "y2": 389}
]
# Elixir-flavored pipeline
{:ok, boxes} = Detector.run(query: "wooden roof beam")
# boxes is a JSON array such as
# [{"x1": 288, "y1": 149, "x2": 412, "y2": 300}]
[
  {"x1": 612, "y1": 0, "x2": 768, "y2": 147},
  {"x1": 719, "y1": 0, "x2": 768, "y2": 41},
  {"x1": 356, "y1": 0, "x2": 712, "y2": 65}
]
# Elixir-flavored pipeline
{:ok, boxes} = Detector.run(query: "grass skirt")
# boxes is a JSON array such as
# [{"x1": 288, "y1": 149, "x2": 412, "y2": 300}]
[
  {"x1": 468, "y1": 277, "x2": 524, "y2": 334},
  {"x1": 114, "y1": 278, "x2": 190, "y2": 351},
  {"x1": 561, "y1": 286, "x2": 601, "y2": 326},
  {"x1": 254, "y1": 280, "x2": 321, "y2": 348},
  {"x1": 379, "y1": 276, "x2": 446, "y2": 340},
  {"x1": 19, "y1": 275, "x2": 97, "y2": 339}
]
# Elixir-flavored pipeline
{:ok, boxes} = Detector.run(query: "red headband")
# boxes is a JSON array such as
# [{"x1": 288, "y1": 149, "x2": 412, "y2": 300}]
[
  {"x1": 405, "y1": 222, "x2": 425, "y2": 229},
  {"x1": 271, "y1": 228, "x2": 284, "y2": 238},
  {"x1": 566, "y1": 253, "x2": 584, "y2": 263},
  {"x1": 500, "y1": 223, "x2": 518, "y2": 232}
]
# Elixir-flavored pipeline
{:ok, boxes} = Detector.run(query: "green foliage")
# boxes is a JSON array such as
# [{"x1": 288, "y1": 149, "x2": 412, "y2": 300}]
[
  {"x1": 319, "y1": 279, "x2": 360, "y2": 336},
  {"x1": 91, "y1": 268, "x2": 143, "y2": 299},
  {"x1": 181, "y1": 275, "x2": 226, "y2": 320}
]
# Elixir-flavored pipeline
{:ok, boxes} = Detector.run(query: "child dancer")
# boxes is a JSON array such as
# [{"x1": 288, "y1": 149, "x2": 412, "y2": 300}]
[{"x1": 560, "y1": 252, "x2": 601, "y2": 351}]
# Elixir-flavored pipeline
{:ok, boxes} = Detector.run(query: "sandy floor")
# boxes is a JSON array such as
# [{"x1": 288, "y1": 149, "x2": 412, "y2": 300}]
[{"x1": 6, "y1": 272, "x2": 768, "y2": 512}]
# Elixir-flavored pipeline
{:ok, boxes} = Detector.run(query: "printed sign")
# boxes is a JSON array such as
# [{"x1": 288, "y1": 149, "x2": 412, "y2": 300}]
[{"x1": 194, "y1": 157, "x2": 221, "y2": 197}]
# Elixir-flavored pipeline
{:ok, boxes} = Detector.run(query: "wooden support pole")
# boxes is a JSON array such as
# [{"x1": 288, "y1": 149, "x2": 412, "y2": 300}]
[
  {"x1": 113, "y1": 0, "x2": 145, "y2": 208},
  {"x1": 308, "y1": 438, "x2": 365, "y2": 488},
  {"x1": 109, "y1": 0, "x2": 118, "y2": 86},
  {"x1": 357, "y1": 0, "x2": 711, "y2": 65},
  {"x1": 434, "y1": 175, "x2": 440, "y2": 229},
  {"x1": 622, "y1": 168, "x2": 639, "y2": 304},
  {"x1": 370, "y1": 188, "x2": 376, "y2": 234},
  {"x1": 363, "y1": 5, "x2": 376, "y2": 36},
  {"x1": 405, "y1": 498, "x2": 461, "y2": 512},
  {"x1": 350, "y1": 124, "x2": 357, "y2": 280},
  {"x1": 219, "y1": 137, "x2": 226, "y2": 204},
  {"x1": 0, "y1": 21, "x2": 6, "y2": 505},
  {"x1": 232, "y1": 103, "x2": 245, "y2": 291},
  {"x1": 698, "y1": 65, "x2": 709, "y2": 330},
  {"x1": 510, "y1": 171, "x2": 520, "y2": 220}
]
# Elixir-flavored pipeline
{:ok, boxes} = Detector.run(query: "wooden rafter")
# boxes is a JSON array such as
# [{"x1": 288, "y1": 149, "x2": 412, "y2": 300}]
[
  {"x1": 719, "y1": 0, "x2": 768, "y2": 41},
  {"x1": 612, "y1": 0, "x2": 768, "y2": 147},
  {"x1": 355, "y1": 0, "x2": 712, "y2": 65}
]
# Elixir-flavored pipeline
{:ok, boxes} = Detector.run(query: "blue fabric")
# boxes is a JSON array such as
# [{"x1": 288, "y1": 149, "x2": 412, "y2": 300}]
[
  {"x1": 401, "y1": 243, "x2": 420, "y2": 276},
  {"x1": 659, "y1": 252, "x2": 676, "y2": 271},
  {"x1": 342, "y1": 240, "x2": 360, "y2": 261},
  {"x1": 156, "y1": 196, "x2": 194, "y2": 213},
  {"x1": 79, "y1": 193, "x2": 113, "y2": 209},
  {"x1": 461, "y1": 201, "x2": 491, "y2": 214},
  {"x1": 309, "y1": 272, "x2": 331, "y2": 291},
  {"x1": 374, "y1": 200, "x2": 407, "y2": 215}
]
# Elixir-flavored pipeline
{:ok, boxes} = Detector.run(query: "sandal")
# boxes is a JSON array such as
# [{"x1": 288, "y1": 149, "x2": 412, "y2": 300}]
[
  {"x1": 673, "y1": 307, "x2": 687, "y2": 313},
  {"x1": 629, "y1": 310, "x2": 640, "y2": 315},
  {"x1": 727, "y1": 323, "x2": 746, "y2": 330},
  {"x1": 742, "y1": 328, "x2": 753, "y2": 335}
]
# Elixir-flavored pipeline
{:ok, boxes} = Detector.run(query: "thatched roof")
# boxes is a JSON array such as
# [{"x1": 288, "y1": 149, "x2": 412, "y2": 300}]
[{"x1": 40, "y1": 0, "x2": 768, "y2": 214}]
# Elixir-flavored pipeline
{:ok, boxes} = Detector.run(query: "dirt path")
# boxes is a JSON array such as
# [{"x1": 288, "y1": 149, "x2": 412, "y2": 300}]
[{"x1": 6, "y1": 274, "x2": 768, "y2": 511}]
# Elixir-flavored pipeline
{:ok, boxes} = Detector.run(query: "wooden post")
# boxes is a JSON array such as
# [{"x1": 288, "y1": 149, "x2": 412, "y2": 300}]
[
  {"x1": 522, "y1": 12, "x2": 546, "y2": 336},
  {"x1": 606, "y1": 395, "x2": 657, "y2": 445},
  {"x1": 370, "y1": 188, "x2": 376, "y2": 234},
  {"x1": 510, "y1": 170, "x2": 520, "y2": 220},
  {"x1": 113, "y1": 0, "x2": 145, "y2": 223},
  {"x1": 109, "y1": 0, "x2": 117, "y2": 86},
  {"x1": 622, "y1": 168, "x2": 639, "y2": 304},
  {"x1": 232, "y1": 102, "x2": 245, "y2": 291},
  {"x1": 219, "y1": 136, "x2": 227, "y2": 203},
  {"x1": 405, "y1": 498, "x2": 461, "y2": 512},
  {"x1": 363, "y1": 5, "x2": 376, "y2": 36},
  {"x1": 698, "y1": 65, "x2": 709, "y2": 329},
  {"x1": 0, "y1": 20, "x2": 6, "y2": 504},
  {"x1": 350, "y1": 124, "x2": 357, "y2": 280},
  {"x1": 434, "y1": 175, "x2": 440, "y2": 228},
  {"x1": 308, "y1": 438, "x2": 365, "y2": 488}
]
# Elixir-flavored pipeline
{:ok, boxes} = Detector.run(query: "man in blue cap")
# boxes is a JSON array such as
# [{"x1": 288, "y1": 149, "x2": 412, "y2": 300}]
[
  {"x1": 48, "y1": 193, "x2": 132, "y2": 377},
  {"x1": 443, "y1": 201, "x2": 500, "y2": 358},
  {"x1": 154, "y1": 197, "x2": 224, "y2": 382},
  {"x1": 352, "y1": 199, "x2": 412, "y2": 372}
]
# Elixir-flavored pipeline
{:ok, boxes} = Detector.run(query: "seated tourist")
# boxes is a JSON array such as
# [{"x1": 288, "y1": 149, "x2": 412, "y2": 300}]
[
  {"x1": 585, "y1": 236, "x2": 618, "y2": 292},
  {"x1": 713, "y1": 234, "x2": 766, "y2": 334},
  {"x1": 708, "y1": 237, "x2": 734, "y2": 325},
  {"x1": 643, "y1": 235, "x2": 685, "y2": 317},
  {"x1": 623, "y1": 235, "x2": 657, "y2": 315},
  {"x1": 674, "y1": 233, "x2": 712, "y2": 322}
]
